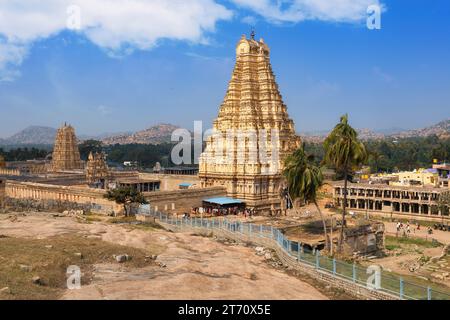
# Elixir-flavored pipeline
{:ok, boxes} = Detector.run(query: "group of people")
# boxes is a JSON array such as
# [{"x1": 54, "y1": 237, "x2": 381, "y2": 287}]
[
  {"x1": 190, "y1": 206, "x2": 255, "y2": 218},
  {"x1": 396, "y1": 221, "x2": 433, "y2": 236}
]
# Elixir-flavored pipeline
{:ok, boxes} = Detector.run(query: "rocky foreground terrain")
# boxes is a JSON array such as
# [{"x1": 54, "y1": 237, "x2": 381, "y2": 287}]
[{"x1": 0, "y1": 212, "x2": 338, "y2": 300}]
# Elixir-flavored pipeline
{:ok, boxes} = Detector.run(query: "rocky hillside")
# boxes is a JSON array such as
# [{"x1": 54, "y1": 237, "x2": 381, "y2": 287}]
[
  {"x1": 301, "y1": 119, "x2": 450, "y2": 143},
  {"x1": 102, "y1": 123, "x2": 180, "y2": 145},
  {"x1": 0, "y1": 126, "x2": 57, "y2": 145},
  {"x1": 391, "y1": 119, "x2": 450, "y2": 139}
]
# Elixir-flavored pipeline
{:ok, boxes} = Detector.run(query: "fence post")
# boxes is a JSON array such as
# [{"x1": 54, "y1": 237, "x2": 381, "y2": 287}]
[
  {"x1": 315, "y1": 250, "x2": 320, "y2": 269},
  {"x1": 333, "y1": 258, "x2": 336, "y2": 275},
  {"x1": 271, "y1": 226, "x2": 274, "y2": 239},
  {"x1": 399, "y1": 278, "x2": 404, "y2": 300},
  {"x1": 352, "y1": 263, "x2": 356, "y2": 283},
  {"x1": 249, "y1": 224, "x2": 252, "y2": 237},
  {"x1": 298, "y1": 243, "x2": 302, "y2": 262},
  {"x1": 260, "y1": 224, "x2": 263, "y2": 237},
  {"x1": 427, "y1": 287, "x2": 432, "y2": 301}
]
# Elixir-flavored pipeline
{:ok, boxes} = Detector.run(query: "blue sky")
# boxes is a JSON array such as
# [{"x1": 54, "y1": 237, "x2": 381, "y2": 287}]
[{"x1": 0, "y1": 0, "x2": 449, "y2": 137}]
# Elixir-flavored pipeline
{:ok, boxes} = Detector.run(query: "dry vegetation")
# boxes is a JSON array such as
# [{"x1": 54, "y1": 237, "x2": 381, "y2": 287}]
[{"x1": 0, "y1": 234, "x2": 157, "y2": 300}]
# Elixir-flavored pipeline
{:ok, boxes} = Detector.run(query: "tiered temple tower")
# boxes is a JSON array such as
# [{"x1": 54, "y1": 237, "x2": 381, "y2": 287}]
[
  {"x1": 0, "y1": 155, "x2": 5, "y2": 168},
  {"x1": 199, "y1": 34, "x2": 300, "y2": 214},
  {"x1": 51, "y1": 123, "x2": 83, "y2": 171},
  {"x1": 86, "y1": 152, "x2": 110, "y2": 188}
]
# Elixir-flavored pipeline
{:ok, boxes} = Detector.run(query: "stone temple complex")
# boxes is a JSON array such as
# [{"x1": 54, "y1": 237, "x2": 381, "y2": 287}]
[
  {"x1": 51, "y1": 123, "x2": 83, "y2": 171},
  {"x1": 199, "y1": 34, "x2": 300, "y2": 214}
]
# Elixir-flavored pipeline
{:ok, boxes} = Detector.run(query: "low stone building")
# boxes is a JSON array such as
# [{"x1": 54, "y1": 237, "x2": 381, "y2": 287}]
[
  {"x1": 341, "y1": 221, "x2": 385, "y2": 257},
  {"x1": 333, "y1": 182, "x2": 450, "y2": 222}
]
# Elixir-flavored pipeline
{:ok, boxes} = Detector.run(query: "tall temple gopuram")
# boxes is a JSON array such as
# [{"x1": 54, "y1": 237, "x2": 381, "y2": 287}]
[
  {"x1": 51, "y1": 123, "x2": 83, "y2": 171},
  {"x1": 199, "y1": 34, "x2": 300, "y2": 214}
]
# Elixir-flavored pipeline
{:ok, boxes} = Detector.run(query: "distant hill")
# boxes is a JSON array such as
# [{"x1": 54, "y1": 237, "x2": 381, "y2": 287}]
[
  {"x1": 3, "y1": 119, "x2": 448, "y2": 147},
  {"x1": 0, "y1": 124, "x2": 179, "y2": 147},
  {"x1": 300, "y1": 119, "x2": 450, "y2": 143},
  {"x1": 79, "y1": 131, "x2": 133, "y2": 141},
  {"x1": 391, "y1": 119, "x2": 450, "y2": 139},
  {"x1": 0, "y1": 126, "x2": 57, "y2": 145},
  {"x1": 101, "y1": 123, "x2": 180, "y2": 145}
]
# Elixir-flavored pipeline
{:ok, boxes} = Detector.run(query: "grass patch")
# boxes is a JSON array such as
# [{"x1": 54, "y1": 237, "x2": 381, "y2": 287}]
[
  {"x1": 385, "y1": 235, "x2": 443, "y2": 249},
  {"x1": 127, "y1": 221, "x2": 164, "y2": 231},
  {"x1": 0, "y1": 234, "x2": 159, "y2": 300},
  {"x1": 108, "y1": 216, "x2": 138, "y2": 224},
  {"x1": 385, "y1": 244, "x2": 400, "y2": 251}
]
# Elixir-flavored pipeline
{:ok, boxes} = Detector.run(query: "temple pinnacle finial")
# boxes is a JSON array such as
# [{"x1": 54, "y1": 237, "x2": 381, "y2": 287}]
[{"x1": 250, "y1": 28, "x2": 255, "y2": 40}]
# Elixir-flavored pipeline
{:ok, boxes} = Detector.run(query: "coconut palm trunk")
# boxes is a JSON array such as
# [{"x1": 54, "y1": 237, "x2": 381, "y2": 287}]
[
  {"x1": 314, "y1": 199, "x2": 330, "y2": 252},
  {"x1": 339, "y1": 167, "x2": 348, "y2": 250}
]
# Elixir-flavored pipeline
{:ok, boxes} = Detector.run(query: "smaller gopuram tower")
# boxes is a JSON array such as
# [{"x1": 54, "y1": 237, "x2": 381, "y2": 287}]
[
  {"x1": 86, "y1": 152, "x2": 110, "y2": 188},
  {"x1": 0, "y1": 155, "x2": 5, "y2": 168},
  {"x1": 51, "y1": 123, "x2": 83, "y2": 171}
]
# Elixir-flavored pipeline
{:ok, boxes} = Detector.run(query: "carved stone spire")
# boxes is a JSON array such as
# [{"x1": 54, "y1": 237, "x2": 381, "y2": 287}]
[
  {"x1": 51, "y1": 123, "x2": 83, "y2": 171},
  {"x1": 199, "y1": 35, "x2": 300, "y2": 214}
]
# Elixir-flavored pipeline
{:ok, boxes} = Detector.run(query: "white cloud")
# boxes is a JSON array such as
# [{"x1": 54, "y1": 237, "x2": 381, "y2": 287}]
[
  {"x1": 373, "y1": 66, "x2": 394, "y2": 83},
  {"x1": 241, "y1": 15, "x2": 258, "y2": 26},
  {"x1": 0, "y1": 40, "x2": 28, "y2": 81},
  {"x1": 97, "y1": 105, "x2": 112, "y2": 116},
  {"x1": 231, "y1": 0, "x2": 384, "y2": 23},
  {"x1": 0, "y1": 0, "x2": 233, "y2": 80}
]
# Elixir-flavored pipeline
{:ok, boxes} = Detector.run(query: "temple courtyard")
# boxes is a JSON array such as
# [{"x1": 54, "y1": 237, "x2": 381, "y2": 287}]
[{"x1": 0, "y1": 212, "x2": 339, "y2": 300}]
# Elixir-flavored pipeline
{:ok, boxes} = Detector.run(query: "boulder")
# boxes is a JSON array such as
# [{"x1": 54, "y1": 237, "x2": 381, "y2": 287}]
[
  {"x1": 19, "y1": 264, "x2": 32, "y2": 272},
  {"x1": 32, "y1": 276, "x2": 42, "y2": 285},
  {"x1": 0, "y1": 287, "x2": 10, "y2": 294},
  {"x1": 114, "y1": 254, "x2": 131, "y2": 263}
]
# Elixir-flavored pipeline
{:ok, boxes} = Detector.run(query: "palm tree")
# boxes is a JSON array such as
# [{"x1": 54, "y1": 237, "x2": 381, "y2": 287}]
[
  {"x1": 324, "y1": 114, "x2": 368, "y2": 251},
  {"x1": 284, "y1": 145, "x2": 330, "y2": 251},
  {"x1": 369, "y1": 150, "x2": 384, "y2": 173}
]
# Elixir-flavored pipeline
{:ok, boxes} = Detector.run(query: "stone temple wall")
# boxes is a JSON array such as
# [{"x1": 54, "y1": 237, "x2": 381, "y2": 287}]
[
  {"x1": 138, "y1": 173, "x2": 200, "y2": 191},
  {"x1": 5, "y1": 180, "x2": 226, "y2": 216},
  {"x1": 5, "y1": 180, "x2": 120, "y2": 214},
  {"x1": 144, "y1": 186, "x2": 227, "y2": 214},
  {"x1": 0, "y1": 178, "x2": 5, "y2": 207}
]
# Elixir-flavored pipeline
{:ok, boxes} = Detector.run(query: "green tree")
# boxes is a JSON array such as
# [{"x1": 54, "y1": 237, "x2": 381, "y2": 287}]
[
  {"x1": 368, "y1": 150, "x2": 384, "y2": 173},
  {"x1": 79, "y1": 140, "x2": 103, "y2": 160},
  {"x1": 104, "y1": 187, "x2": 148, "y2": 217},
  {"x1": 323, "y1": 114, "x2": 368, "y2": 251},
  {"x1": 284, "y1": 145, "x2": 330, "y2": 251},
  {"x1": 437, "y1": 191, "x2": 450, "y2": 223}
]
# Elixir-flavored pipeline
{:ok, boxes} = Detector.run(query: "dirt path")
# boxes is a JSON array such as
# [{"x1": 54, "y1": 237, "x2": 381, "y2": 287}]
[
  {"x1": 383, "y1": 222, "x2": 450, "y2": 245},
  {"x1": 0, "y1": 213, "x2": 328, "y2": 300}
]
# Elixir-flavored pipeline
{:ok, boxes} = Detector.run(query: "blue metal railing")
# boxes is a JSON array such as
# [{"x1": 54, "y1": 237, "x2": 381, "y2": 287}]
[{"x1": 138, "y1": 207, "x2": 450, "y2": 300}]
